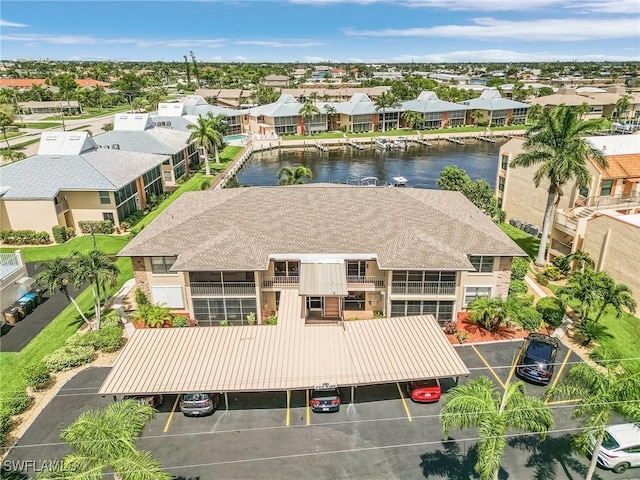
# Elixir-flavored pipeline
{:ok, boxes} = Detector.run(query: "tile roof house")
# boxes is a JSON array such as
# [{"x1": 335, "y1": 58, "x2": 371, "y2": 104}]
[{"x1": 0, "y1": 132, "x2": 167, "y2": 235}]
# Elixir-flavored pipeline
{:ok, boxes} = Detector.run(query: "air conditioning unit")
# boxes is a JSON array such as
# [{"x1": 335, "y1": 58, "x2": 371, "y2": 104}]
[
  {"x1": 509, "y1": 218, "x2": 517, "y2": 227},
  {"x1": 524, "y1": 224, "x2": 533, "y2": 234},
  {"x1": 513, "y1": 220, "x2": 522, "y2": 229},
  {"x1": 112, "y1": 144, "x2": 120, "y2": 150},
  {"x1": 529, "y1": 226, "x2": 540, "y2": 236}
]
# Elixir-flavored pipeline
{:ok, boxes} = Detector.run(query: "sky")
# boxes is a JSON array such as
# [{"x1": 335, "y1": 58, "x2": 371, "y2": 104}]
[{"x1": 1, "y1": 0, "x2": 639, "y2": 63}]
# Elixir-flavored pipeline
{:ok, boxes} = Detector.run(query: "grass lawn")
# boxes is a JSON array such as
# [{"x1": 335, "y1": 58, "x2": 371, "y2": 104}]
[
  {"x1": 0, "y1": 257, "x2": 133, "y2": 395},
  {"x1": 499, "y1": 223, "x2": 540, "y2": 259},
  {"x1": 21, "y1": 122, "x2": 61, "y2": 129},
  {"x1": 0, "y1": 235, "x2": 130, "y2": 263},
  {"x1": 0, "y1": 137, "x2": 40, "y2": 156},
  {"x1": 597, "y1": 310, "x2": 640, "y2": 374},
  {"x1": 42, "y1": 105, "x2": 131, "y2": 121}
]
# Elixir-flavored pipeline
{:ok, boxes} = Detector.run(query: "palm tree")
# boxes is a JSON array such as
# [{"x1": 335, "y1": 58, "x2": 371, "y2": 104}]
[
  {"x1": 35, "y1": 258, "x2": 91, "y2": 328},
  {"x1": 0, "y1": 104, "x2": 16, "y2": 148},
  {"x1": 374, "y1": 91, "x2": 400, "y2": 133},
  {"x1": 146, "y1": 89, "x2": 166, "y2": 112},
  {"x1": 323, "y1": 104, "x2": 336, "y2": 131},
  {"x1": 576, "y1": 102, "x2": 591, "y2": 121},
  {"x1": 614, "y1": 94, "x2": 632, "y2": 122},
  {"x1": 526, "y1": 104, "x2": 543, "y2": 124},
  {"x1": 277, "y1": 165, "x2": 312, "y2": 185},
  {"x1": 2, "y1": 150, "x2": 26, "y2": 163},
  {"x1": 564, "y1": 250, "x2": 595, "y2": 273},
  {"x1": 510, "y1": 106, "x2": 606, "y2": 266},
  {"x1": 299, "y1": 100, "x2": 320, "y2": 136},
  {"x1": 441, "y1": 376, "x2": 554, "y2": 480},
  {"x1": 594, "y1": 275, "x2": 636, "y2": 321},
  {"x1": 401, "y1": 110, "x2": 423, "y2": 130},
  {"x1": 130, "y1": 97, "x2": 146, "y2": 113},
  {"x1": 71, "y1": 250, "x2": 120, "y2": 330},
  {"x1": 187, "y1": 113, "x2": 224, "y2": 175},
  {"x1": 545, "y1": 364, "x2": 640, "y2": 480},
  {"x1": 38, "y1": 399, "x2": 171, "y2": 480},
  {"x1": 206, "y1": 113, "x2": 226, "y2": 164},
  {"x1": 470, "y1": 109, "x2": 484, "y2": 125},
  {"x1": 467, "y1": 296, "x2": 508, "y2": 332},
  {"x1": 560, "y1": 269, "x2": 607, "y2": 319}
]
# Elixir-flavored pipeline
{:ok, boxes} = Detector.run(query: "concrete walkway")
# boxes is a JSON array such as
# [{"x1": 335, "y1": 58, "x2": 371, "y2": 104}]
[
  {"x1": 524, "y1": 273, "x2": 573, "y2": 339},
  {"x1": 108, "y1": 278, "x2": 136, "y2": 336}
]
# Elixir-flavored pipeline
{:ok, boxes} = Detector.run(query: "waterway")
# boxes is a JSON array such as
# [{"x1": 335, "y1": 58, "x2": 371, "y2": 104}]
[{"x1": 235, "y1": 139, "x2": 507, "y2": 189}]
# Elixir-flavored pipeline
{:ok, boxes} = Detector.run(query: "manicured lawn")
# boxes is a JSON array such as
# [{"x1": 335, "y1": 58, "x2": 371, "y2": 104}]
[
  {"x1": 219, "y1": 146, "x2": 243, "y2": 162},
  {"x1": 597, "y1": 310, "x2": 640, "y2": 374},
  {"x1": 0, "y1": 235, "x2": 130, "y2": 263},
  {"x1": 42, "y1": 104, "x2": 131, "y2": 121},
  {"x1": 0, "y1": 257, "x2": 133, "y2": 394},
  {"x1": 499, "y1": 223, "x2": 540, "y2": 259},
  {"x1": 0, "y1": 138, "x2": 40, "y2": 156},
  {"x1": 21, "y1": 122, "x2": 61, "y2": 129}
]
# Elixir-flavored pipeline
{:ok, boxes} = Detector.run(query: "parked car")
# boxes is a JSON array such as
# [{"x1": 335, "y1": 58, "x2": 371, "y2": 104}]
[
  {"x1": 310, "y1": 384, "x2": 341, "y2": 413},
  {"x1": 180, "y1": 393, "x2": 219, "y2": 417},
  {"x1": 591, "y1": 423, "x2": 640, "y2": 474},
  {"x1": 515, "y1": 333, "x2": 560, "y2": 385},
  {"x1": 124, "y1": 394, "x2": 164, "y2": 408},
  {"x1": 407, "y1": 379, "x2": 442, "y2": 403}
]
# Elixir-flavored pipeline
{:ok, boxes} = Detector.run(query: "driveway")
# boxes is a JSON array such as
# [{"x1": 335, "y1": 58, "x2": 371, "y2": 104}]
[
  {"x1": 0, "y1": 263, "x2": 85, "y2": 353},
  {"x1": 2, "y1": 343, "x2": 632, "y2": 479}
]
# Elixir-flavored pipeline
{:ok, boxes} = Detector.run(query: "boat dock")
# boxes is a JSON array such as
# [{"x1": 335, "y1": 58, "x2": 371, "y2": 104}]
[
  {"x1": 475, "y1": 135, "x2": 496, "y2": 143},
  {"x1": 315, "y1": 141, "x2": 329, "y2": 152},
  {"x1": 444, "y1": 136, "x2": 465, "y2": 145},
  {"x1": 345, "y1": 138, "x2": 365, "y2": 150}
]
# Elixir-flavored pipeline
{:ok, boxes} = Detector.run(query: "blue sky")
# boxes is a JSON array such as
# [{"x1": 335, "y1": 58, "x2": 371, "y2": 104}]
[{"x1": 1, "y1": 0, "x2": 639, "y2": 63}]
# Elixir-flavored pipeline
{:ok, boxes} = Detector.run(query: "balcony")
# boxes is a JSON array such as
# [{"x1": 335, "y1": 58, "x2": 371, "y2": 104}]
[
  {"x1": 346, "y1": 276, "x2": 385, "y2": 288},
  {"x1": 550, "y1": 239, "x2": 572, "y2": 256},
  {"x1": 190, "y1": 282, "x2": 256, "y2": 296},
  {"x1": 391, "y1": 281, "x2": 456, "y2": 295},
  {"x1": 554, "y1": 212, "x2": 578, "y2": 232},
  {"x1": 577, "y1": 194, "x2": 640, "y2": 211},
  {"x1": 54, "y1": 199, "x2": 69, "y2": 215},
  {"x1": 262, "y1": 276, "x2": 299, "y2": 288},
  {"x1": 0, "y1": 252, "x2": 23, "y2": 280}
]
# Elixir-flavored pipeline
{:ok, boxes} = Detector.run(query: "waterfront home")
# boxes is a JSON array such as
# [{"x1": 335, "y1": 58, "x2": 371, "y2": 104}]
[
  {"x1": 459, "y1": 89, "x2": 529, "y2": 126},
  {"x1": 152, "y1": 97, "x2": 246, "y2": 136},
  {"x1": 400, "y1": 91, "x2": 472, "y2": 129}
]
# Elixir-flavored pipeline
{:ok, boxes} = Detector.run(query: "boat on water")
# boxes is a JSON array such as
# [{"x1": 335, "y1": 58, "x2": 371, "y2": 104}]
[
  {"x1": 375, "y1": 138, "x2": 393, "y2": 150},
  {"x1": 393, "y1": 137, "x2": 408, "y2": 149},
  {"x1": 342, "y1": 176, "x2": 408, "y2": 187},
  {"x1": 391, "y1": 176, "x2": 408, "y2": 187}
]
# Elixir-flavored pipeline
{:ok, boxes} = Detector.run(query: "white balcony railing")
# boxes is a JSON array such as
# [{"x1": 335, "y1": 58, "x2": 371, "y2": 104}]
[
  {"x1": 554, "y1": 212, "x2": 578, "y2": 231},
  {"x1": 346, "y1": 276, "x2": 385, "y2": 287},
  {"x1": 0, "y1": 252, "x2": 23, "y2": 280},
  {"x1": 391, "y1": 281, "x2": 456, "y2": 295},
  {"x1": 262, "y1": 276, "x2": 300, "y2": 288},
  {"x1": 190, "y1": 282, "x2": 256, "y2": 296},
  {"x1": 577, "y1": 194, "x2": 640, "y2": 210}
]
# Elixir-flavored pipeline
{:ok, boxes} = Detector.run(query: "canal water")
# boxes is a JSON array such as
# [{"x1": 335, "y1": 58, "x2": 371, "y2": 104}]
[{"x1": 235, "y1": 139, "x2": 506, "y2": 189}]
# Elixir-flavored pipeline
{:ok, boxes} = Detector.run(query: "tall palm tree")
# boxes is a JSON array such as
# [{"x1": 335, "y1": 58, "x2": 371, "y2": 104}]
[
  {"x1": 277, "y1": 165, "x2": 312, "y2": 185},
  {"x1": 323, "y1": 104, "x2": 336, "y2": 131},
  {"x1": 205, "y1": 113, "x2": 226, "y2": 164},
  {"x1": 71, "y1": 250, "x2": 120, "y2": 330},
  {"x1": 510, "y1": 106, "x2": 606, "y2": 266},
  {"x1": 299, "y1": 101, "x2": 320, "y2": 136},
  {"x1": 614, "y1": 94, "x2": 632, "y2": 122},
  {"x1": 374, "y1": 91, "x2": 400, "y2": 133},
  {"x1": 545, "y1": 364, "x2": 640, "y2": 479},
  {"x1": 441, "y1": 376, "x2": 554, "y2": 480},
  {"x1": 526, "y1": 104, "x2": 543, "y2": 124},
  {"x1": 594, "y1": 275, "x2": 636, "y2": 321},
  {"x1": 187, "y1": 113, "x2": 224, "y2": 175},
  {"x1": 35, "y1": 258, "x2": 91, "y2": 328},
  {"x1": 576, "y1": 102, "x2": 591, "y2": 121},
  {"x1": 0, "y1": 104, "x2": 16, "y2": 148},
  {"x1": 38, "y1": 399, "x2": 171, "y2": 480},
  {"x1": 401, "y1": 110, "x2": 423, "y2": 130}
]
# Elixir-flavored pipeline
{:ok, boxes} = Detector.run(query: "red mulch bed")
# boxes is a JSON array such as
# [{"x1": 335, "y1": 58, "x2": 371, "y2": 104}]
[{"x1": 445, "y1": 312, "x2": 550, "y2": 345}]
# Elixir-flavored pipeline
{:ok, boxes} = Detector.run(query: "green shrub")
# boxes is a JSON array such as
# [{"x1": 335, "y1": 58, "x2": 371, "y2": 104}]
[
  {"x1": 119, "y1": 222, "x2": 130, "y2": 232},
  {"x1": 373, "y1": 311, "x2": 385, "y2": 319},
  {"x1": 511, "y1": 257, "x2": 529, "y2": 281},
  {"x1": 265, "y1": 315, "x2": 278, "y2": 325},
  {"x1": 135, "y1": 288, "x2": 149, "y2": 306},
  {"x1": 0, "y1": 229, "x2": 51, "y2": 245},
  {"x1": 542, "y1": 265, "x2": 562, "y2": 281},
  {"x1": 536, "y1": 296, "x2": 566, "y2": 327},
  {"x1": 0, "y1": 389, "x2": 32, "y2": 416},
  {"x1": 93, "y1": 326, "x2": 124, "y2": 353},
  {"x1": 78, "y1": 220, "x2": 114, "y2": 234},
  {"x1": 508, "y1": 279, "x2": 528, "y2": 296},
  {"x1": 101, "y1": 310, "x2": 122, "y2": 329},
  {"x1": 44, "y1": 345, "x2": 96, "y2": 372},
  {"x1": 172, "y1": 316, "x2": 188, "y2": 328},
  {"x1": 535, "y1": 272, "x2": 549, "y2": 286},
  {"x1": 65, "y1": 226, "x2": 76, "y2": 239},
  {"x1": 245, "y1": 312, "x2": 256, "y2": 326},
  {"x1": 515, "y1": 306, "x2": 543, "y2": 332},
  {"x1": 123, "y1": 210, "x2": 144, "y2": 227},
  {"x1": 589, "y1": 345, "x2": 621, "y2": 368},
  {"x1": 52, "y1": 225, "x2": 67, "y2": 244},
  {"x1": 23, "y1": 362, "x2": 51, "y2": 390},
  {"x1": 552, "y1": 255, "x2": 571, "y2": 274},
  {"x1": 575, "y1": 319, "x2": 610, "y2": 347},
  {"x1": 0, "y1": 410, "x2": 13, "y2": 447},
  {"x1": 65, "y1": 332, "x2": 96, "y2": 349}
]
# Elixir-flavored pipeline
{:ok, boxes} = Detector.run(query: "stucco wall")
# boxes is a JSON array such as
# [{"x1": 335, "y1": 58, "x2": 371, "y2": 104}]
[
  {"x1": 582, "y1": 215, "x2": 640, "y2": 308},
  {"x1": 1, "y1": 199, "x2": 58, "y2": 234},
  {"x1": 457, "y1": 256, "x2": 512, "y2": 307},
  {"x1": 64, "y1": 191, "x2": 118, "y2": 229}
]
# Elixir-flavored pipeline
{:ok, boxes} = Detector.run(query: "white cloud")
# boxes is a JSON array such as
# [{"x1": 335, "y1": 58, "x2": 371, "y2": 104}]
[
  {"x1": 234, "y1": 40, "x2": 326, "y2": 47},
  {"x1": 233, "y1": 55, "x2": 247, "y2": 61},
  {"x1": 392, "y1": 49, "x2": 640, "y2": 62},
  {"x1": 0, "y1": 33, "x2": 226, "y2": 48},
  {"x1": 345, "y1": 17, "x2": 639, "y2": 41},
  {"x1": 568, "y1": 0, "x2": 640, "y2": 14},
  {"x1": 0, "y1": 19, "x2": 27, "y2": 27}
]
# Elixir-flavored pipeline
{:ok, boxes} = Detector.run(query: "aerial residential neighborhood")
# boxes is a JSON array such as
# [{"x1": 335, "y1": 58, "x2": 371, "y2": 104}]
[{"x1": 0, "y1": 1, "x2": 639, "y2": 479}]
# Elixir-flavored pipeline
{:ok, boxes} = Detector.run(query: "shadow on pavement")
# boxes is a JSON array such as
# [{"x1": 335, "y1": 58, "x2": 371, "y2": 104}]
[{"x1": 420, "y1": 439, "x2": 509, "y2": 479}]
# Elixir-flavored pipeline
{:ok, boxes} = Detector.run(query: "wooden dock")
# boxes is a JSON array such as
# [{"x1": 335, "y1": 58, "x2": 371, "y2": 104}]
[
  {"x1": 409, "y1": 138, "x2": 432, "y2": 147},
  {"x1": 475, "y1": 135, "x2": 496, "y2": 143},
  {"x1": 444, "y1": 136, "x2": 465, "y2": 145},
  {"x1": 315, "y1": 141, "x2": 329, "y2": 153},
  {"x1": 345, "y1": 138, "x2": 365, "y2": 150}
]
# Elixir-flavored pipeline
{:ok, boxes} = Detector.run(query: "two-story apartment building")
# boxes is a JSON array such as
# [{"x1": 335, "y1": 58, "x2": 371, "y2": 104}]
[
  {"x1": 401, "y1": 91, "x2": 472, "y2": 129},
  {"x1": 460, "y1": 89, "x2": 530, "y2": 126},
  {"x1": 0, "y1": 132, "x2": 167, "y2": 234}
]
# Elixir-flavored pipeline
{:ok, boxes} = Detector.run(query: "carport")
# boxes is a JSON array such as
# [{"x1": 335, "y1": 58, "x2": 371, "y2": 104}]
[{"x1": 99, "y1": 291, "x2": 469, "y2": 408}]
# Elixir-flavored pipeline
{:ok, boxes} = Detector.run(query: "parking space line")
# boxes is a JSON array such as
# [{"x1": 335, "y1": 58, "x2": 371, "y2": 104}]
[
  {"x1": 163, "y1": 396, "x2": 180, "y2": 433},
  {"x1": 286, "y1": 391, "x2": 290, "y2": 427},
  {"x1": 550, "y1": 349, "x2": 572, "y2": 390},
  {"x1": 395, "y1": 383, "x2": 412, "y2": 422},
  {"x1": 306, "y1": 389, "x2": 310, "y2": 426},
  {"x1": 504, "y1": 344, "x2": 523, "y2": 388},
  {"x1": 471, "y1": 345, "x2": 505, "y2": 389}
]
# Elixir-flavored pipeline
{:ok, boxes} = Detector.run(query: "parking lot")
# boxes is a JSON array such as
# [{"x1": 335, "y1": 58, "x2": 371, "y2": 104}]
[{"x1": 3, "y1": 340, "x2": 632, "y2": 479}]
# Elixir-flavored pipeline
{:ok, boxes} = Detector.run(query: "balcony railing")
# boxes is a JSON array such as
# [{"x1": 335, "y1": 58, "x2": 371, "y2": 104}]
[
  {"x1": 554, "y1": 212, "x2": 578, "y2": 231},
  {"x1": 391, "y1": 281, "x2": 456, "y2": 295},
  {"x1": 346, "y1": 276, "x2": 385, "y2": 287},
  {"x1": 262, "y1": 276, "x2": 300, "y2": 288},
  {"x1": 190, "y1": 282, "x2": 256, "y2": 296},
  {"x1": 550, "y1": 239, "x2": 572, "y2": 256},
  {"x1": 54, "y1": 199, "x2": 69, "y2": 215},
  {"x1": 0, "y1": 252, "x2": 23, "y2": 280},
  {"x1": 577, "y1": 194, "x2": 640, "y2": 210}
]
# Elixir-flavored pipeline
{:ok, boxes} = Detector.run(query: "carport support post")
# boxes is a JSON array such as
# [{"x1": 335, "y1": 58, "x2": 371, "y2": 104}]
[
  {"x1": 224, "y1": 392, "x2": 229, "y2": 411},
  {"x1": 286, "y1": 389, "x2": 291, "y2": 408},
  {"x1": 350, "y1": 386, "x2": 354, "y2": 404}
]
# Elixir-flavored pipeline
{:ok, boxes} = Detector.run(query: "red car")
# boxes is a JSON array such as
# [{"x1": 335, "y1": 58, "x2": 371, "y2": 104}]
[{"x1": 407, "y1": 379, "x2": 442, "y2": 403}]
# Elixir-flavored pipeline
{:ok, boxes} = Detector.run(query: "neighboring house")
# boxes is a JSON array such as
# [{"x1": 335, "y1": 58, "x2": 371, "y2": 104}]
[
  {"x1": 0, "y1": 250, "x2": 30, "y2": 312},
  {"x1": 247, "y1": 94, "x2": 314, "y2": 136},
  {"x1": 262, "y1": 74, "x2": 290, "y2": 88},
  {"x1": 330, "y1": 93, "x2": 402, "y2": 133},
  {"x1": 401, "y1": 91, "x2": 472, "y2": 129},
  {"x1": 497, "y1": 135, "x2": 640, "y2": 277},
  {"x1": 0, "y1": 131, "x2": 167, "y2": 234},
  {"x1": 120, "y1": 185, "x2": 525, "y2": 327},
  {"x1": 459, "y1": 89, "x2": 529, "y2": 126},
  {"x1": 194, "y1": 88, "x2": 253, "y2": 108},
  {"x1": 281, "y1": 87, "x2": 390, "y2": 103},
  {"x1": 180, "y1": 95, "x2": 246, "y2": 135},
  {"x1": 528, "y1": 88, "x2": 605, "y2": 119},
  {"x1": 17, "y1": 100, "x2": 82, "y2": 115},
  {"x1": 0, "y1": 78, "x2": 109, "y2": 89},
  {"x1": 93, "y1": 113, "x2": 198, "y2": 187}
]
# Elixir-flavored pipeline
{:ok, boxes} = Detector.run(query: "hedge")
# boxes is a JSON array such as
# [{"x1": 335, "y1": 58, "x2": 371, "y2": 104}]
[
  {"x1": 536, "y1": 296, "x2": 566, "y2": 327},
  {"x1": 0, "y1": 230, "x2": 51, "y2": 245},
  {"x1": 23, "y1": 362, "x2": 51, "y2": 390},
  {"x1": 511, "y1": 257, "x2": 529, "y2": 281},
  {"x1": 508, "y1": 279, "x2": 528, "y2": 296},
  {"x1": 43, "y1": 344, "x2": 96, "y2": 372},
  {"x1": 52, "y1": 225, "x2": 67, "y2": 244},
  {"x1": 78, "y1": 220, "x2": 114, "y2": 235}
]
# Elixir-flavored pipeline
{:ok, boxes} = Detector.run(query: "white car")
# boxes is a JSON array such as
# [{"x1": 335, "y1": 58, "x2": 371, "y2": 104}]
[{"x1": 593, "y1": 423, "x2": 640, "y2": 474}]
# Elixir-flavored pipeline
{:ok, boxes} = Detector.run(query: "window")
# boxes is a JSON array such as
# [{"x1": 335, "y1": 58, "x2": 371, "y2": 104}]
[
  {"x1": 390, "y1": 300, "x2": 454, "y2": 325},
  {"x1": 346, "y1": 261, "x2": 366, "y2": 277},
  {"x1": 469, "y1": 256, "x2": 494, "y2": 273},
  {"x1": 193, "y1": 298, "x2": 257, "y2": 326},
  {"x1": 464, "y1": 286, "x2": 492, "y2": 307},
  {"x1": 151, "y1": 256, "x2": 177, "y2": 274},
  {"x1": 498, "y1": 177, "x2": 505, "y2": 192},
  {"x1": 99, "y1": 191, "x2": 111, "y2": 205},
  {"x1": 102, "y1": 212, "x2": 115, "y2": 223},
  {"x1": 274, "y1": 261, "x2": 299, "y2": 277},
  {"x1": 600, "y1": 179, "x2": 614, "y2": 197},
  {"x1": 163, "y1": 170, "x2": 173, "y2": 182},
  {"x1": 344, "y1": 291, "x2": 365, "y2": 311},
  {"x1": 501, "y1": 155, "x2": 509, "y2": 170}
]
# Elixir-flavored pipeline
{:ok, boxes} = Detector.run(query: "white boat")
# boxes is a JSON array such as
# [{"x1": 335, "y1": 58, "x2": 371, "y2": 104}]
[
  {"x1": 391, "y1": 176, "x2": 408, "y2": 187},
  {"x1": 375, "y1": 138, "x2": 392, "y2": 150},
  {"x1": 359, "y1": 176, "x2": 380, "y2": 186}
]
